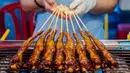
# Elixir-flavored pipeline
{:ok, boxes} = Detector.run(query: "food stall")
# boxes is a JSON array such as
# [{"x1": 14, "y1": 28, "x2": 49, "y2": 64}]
[{"x1": 0, "y1": 0, "x2": 130, "y2": 73}]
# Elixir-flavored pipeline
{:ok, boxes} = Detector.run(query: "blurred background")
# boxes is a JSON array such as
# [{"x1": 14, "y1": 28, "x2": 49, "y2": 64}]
[{"x1": 0, "y1": 0, "x2": 130, "y2": 40}]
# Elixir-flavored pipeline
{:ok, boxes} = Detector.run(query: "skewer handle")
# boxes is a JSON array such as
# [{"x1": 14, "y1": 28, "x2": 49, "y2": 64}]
[
  {"x1": 66, "y1": 12, "x2": 69, "y2": 32},
  {"x1": 69, "y1": 14, "x2": 76, "y2": 34},
  {"x1": 75, "y1": 13, "x2": 89, "y2": 31},
  {"x1": 48, "y1": 8, "x2": 59, "y2": 29},
  {"x1": 54, "y1": 8, "x2": 60, "y2": 31},
  {"x1": 38, "y1": 7, "x2": 58, "y2": 32},
  {"x1": 72, "y1": 11, "x2": 82, "y2": 31},
  {"x1": 60, "y1": 10, "x2": 63, "y2": 33}
]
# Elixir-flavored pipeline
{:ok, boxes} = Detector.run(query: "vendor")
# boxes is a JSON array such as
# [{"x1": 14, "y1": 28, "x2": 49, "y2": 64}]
[{"x1": 20, "y1": 0, "x2": 118, "y2": 39}]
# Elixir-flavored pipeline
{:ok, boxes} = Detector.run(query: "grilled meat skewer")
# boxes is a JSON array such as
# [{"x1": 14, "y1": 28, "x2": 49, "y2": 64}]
[
  {"x1": 73, "y1": 33, "x2": 93, "y2": 72},
  {"x1": 8, "y1": 31, "x2": 43, "y2": 70},
  {"x1": 38, "y1": 7, "x2": 60, "y2": 70},
  {"x1": 53, "y1": 7, "x2": 65, "y2": 70},
  {"x1": 80, "y1": 30, "x2": 102, "y2": 70},
  {"x1": 64, "y1": 11, "x2": 79, "y2": 72},
  {"x1": 74, "y1": 11, "x2": 118, "y2": 69},
  {"x1": 38, "y1": 6, "x2": 60, "y2": 70},
  {"x1": 39, "y1": 30, "x2": 57, "y2": 70},
  {"x1": 64, "y1": 32, "x2": 79, "y2": 72},
  {"x1": 72, "y1": 11, "x2": 102, "y2": 70},
  {"x1": 86, "y1": 31, "x2": 118, "y2": 68},
  {"x1": 54, "y1": 32, "x2": 64, "y2": 70},
  {"x1": 24, "y1": 29, "x2": 51, "y2": 69},
  {"x1": 70, "y1": 12, "x2": 93, "y2": 72}
]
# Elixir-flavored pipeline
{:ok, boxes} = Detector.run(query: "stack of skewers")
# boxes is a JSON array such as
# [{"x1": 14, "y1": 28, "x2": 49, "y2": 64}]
[{"x1": 8, "y1": 5, "x2": 118, "y2": 73}]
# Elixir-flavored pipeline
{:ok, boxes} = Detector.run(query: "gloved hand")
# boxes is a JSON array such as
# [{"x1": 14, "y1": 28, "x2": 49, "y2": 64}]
[{"x1": 70, "y1": 0, "x2": 96, "y2": 15}]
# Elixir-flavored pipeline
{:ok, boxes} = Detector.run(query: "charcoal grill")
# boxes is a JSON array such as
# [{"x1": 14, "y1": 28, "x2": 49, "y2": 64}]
[{"x1": 0, "y1": 40, "x2": 130, "y2": 73}]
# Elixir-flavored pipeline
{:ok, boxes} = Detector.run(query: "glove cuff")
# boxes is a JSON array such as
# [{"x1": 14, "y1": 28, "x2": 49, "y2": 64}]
[{"x1": 85, "y1": 0, "x2": 96, "y2": 13}]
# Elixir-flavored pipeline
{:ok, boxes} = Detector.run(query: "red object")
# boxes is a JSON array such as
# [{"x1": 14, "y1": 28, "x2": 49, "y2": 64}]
[
  {"x1": 29, "y1": 12, "x2": 35, "y2": 37},
  {"x1": 0, "y1": 8, "x2": 6, "y2": 37},
  {"x1": 0, "y1": 2, "x2": 35, "y2": 40},
  {"x1": 115, "y1": 24, "x2": 130, "y2": 39}
]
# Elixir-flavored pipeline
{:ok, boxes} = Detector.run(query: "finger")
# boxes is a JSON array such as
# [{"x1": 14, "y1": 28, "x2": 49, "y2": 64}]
[
  {"x1": 46, "y1": 0, "x2": 56, "y2": 4},
  {"x1": 69, "y1": 0, "x2": 82, "y2": 9},
  {"x1": 44, "y1": 0, "x2": 57, "y2": 13},
  {"x1": 47, "y1": 4, "x2": 57, "y2": 13},
  {"x1": 59, "y1": 13, "x2": 70, "y2": 20},
  {"x1": 48, "y1": 7, "x2": 57, "y2": 13}
]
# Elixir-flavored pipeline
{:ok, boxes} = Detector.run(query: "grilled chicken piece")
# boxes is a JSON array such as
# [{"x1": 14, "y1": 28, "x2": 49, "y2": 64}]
[
  {"x1": 39, "y1": 30, "x2": 57, "y2": 70},
  {"x1": 85, "y1": 31, "x2": 118, "y2": 68},
  {"x1": 80, "y1": 30, "x2": 102, "y2": 70},
  {"x1": 64, "y1": 32, "x2": 79, "y2": 73},
  {"x1": 8, "y1": 31, "x2": 43, "y2": 70},
  {"x1": 54, "y1": 32, "x2": 65, "y2": 70},
  {"x1": 73, "y1": 33, "x2": 93, "y2": 72},
  {"x1": 24, "y1": 29, "x2": 51, "y2": 69}
]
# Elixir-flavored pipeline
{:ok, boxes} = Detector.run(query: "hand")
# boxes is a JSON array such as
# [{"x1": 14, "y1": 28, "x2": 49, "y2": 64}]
[
  {"x1": 41, "y1": 0, "x2": 57, "y2": 13},
  {"x1": 41, "y1": 0, "x2": 69, "y2": 20},
  {"x1": 69, "y1": 0, "x2": 96, "y2": 15}
]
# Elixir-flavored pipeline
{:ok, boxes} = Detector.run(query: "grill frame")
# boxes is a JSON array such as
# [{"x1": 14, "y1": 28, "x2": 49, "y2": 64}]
[{"x1": 0, "y1": 40, "x2": 130, "y2": 73}]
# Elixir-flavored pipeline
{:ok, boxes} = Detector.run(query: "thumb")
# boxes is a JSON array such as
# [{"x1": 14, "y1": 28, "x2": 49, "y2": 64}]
[
  {"x1": 46, "y1": 0, "x2": 56, "y2": 4},
  {"x1": 69, "y1": 0, "x2": 82, "y2": 9}
]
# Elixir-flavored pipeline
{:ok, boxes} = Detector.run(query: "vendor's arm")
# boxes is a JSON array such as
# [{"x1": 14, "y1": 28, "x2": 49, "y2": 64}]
[
  {"x1": 20, "y1": 0, "x2": 68, "y2": 19},
  {"x1": 20, "y1": 0, "x2": 57, "y2": 13},
  {"x1": 91, "y1": 0, "x2": 118, "y2": 14},
  {"x1": 70, "y1": 0, "x2": 118, "y2": 15}
]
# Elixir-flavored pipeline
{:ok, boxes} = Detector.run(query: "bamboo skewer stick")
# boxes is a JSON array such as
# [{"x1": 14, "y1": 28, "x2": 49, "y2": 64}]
[
  {"x1": 75, "y1": 13, "x2": 89, "y2": 31},
  {"x1": 38, "y1": 7, "x2": 58, "y2": 32},
  {"x1": 69, "y1": 14, "x2": 76, "y2": 34},
  {"x1": 48, "y1": 8, "x2": 59, "y2": 30},
  {"x1": 74, "y1": 13, "x2": 118, "y2": 69},
  {"x1": 54, "y1": 8, "x2": 60, "y2": 31},
  {"x1": 66, "y1": 12, "x2": 69, "y2": 32},
  {"x1": 60, "y1": 10, "x2": 63, "y2": 33},
  {"x1": 72, "y1": 12, "x2": 82, "y2": 31}
]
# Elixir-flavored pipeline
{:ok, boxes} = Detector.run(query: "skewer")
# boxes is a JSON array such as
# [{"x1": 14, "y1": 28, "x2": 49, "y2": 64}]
[
  {"x1": 54, "y1": 7, "x2": 65, "y2": 70},
  {"x1": 60, "y1": 8, "x2": 63, "y2": 33},
  {"x1": 70, "y1": 11, "x2": 95, "y2": 72},
  {"x1": 74, "y1": 10, "x2": 118, "y2": 69},
  {"x1": 72, "y1": 11, "x2": 82, "y2": 31},
  {"x1": 54, "y1": 8, "x2": 60, "y2": 31},
  {"x1": 65, "y1": 10, "x2": 69, "y2": 32},
  {"x1": 72, "y1": 11, "x2": 102, "y2": 70},
  {"x1": 74, "y1": 13, "x2": 89, "y2": 31},
  {"x1": 64, "y1": 11, "x2": 80, "y2": 72},
  {"x1": 38, "y1": 7, "x2": 59, "y2": 32},
  {"x1": 48, "y1": 7, "x2": 59, "y2": 29},
  {"x1": 69, "y1": 13, "x2": 76, "y2": 34}
]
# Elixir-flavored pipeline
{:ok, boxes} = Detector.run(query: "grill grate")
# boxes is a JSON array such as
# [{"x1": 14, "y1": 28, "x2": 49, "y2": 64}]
[{"x1": 0, "y1": 49, "x2": 130, "y2": 73}]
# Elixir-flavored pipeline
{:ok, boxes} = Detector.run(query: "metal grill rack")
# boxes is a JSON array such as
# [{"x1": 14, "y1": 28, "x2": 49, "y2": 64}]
[
  {"x1": 0, "y1": 49, "x2": 130, "y2": 73},
  {"x1": 0, "y1": 40, "x2": 130, "y2": 73}
]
